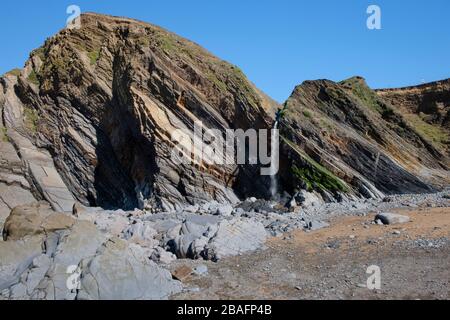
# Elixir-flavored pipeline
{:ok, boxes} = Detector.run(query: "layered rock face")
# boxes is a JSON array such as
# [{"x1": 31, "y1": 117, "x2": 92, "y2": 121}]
[
  {"x1": 277, "y1": 77, "x2": 450, "y2": 200},
  {"x1": 0, "y1": 13, "x2": 448, "y2": 216},
  {"x1": 0, "y1": 13, "x2": 277, "y2": 212},
  {"x1": 376, "y1": 79, "x2": 450, "y2": 156}
]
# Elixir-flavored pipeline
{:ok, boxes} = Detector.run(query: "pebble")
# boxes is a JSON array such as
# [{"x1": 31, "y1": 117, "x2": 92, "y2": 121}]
[{"x1": 193, "y1": 264, "x2": 208, "y2": 276}]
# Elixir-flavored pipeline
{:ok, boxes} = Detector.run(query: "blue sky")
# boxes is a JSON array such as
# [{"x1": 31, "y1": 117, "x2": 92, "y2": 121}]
[{"x1": 0, "y1": 0, "x2": 448, "y2": 102}]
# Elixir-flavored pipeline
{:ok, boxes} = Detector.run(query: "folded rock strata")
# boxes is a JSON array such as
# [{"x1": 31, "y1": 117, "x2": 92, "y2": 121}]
[
  {"x1": 278, "y1": 77, "x2": 449, "y2": 200},
  {"x1": 1, "y1": 13, "x2": 448, "y2": 215}
]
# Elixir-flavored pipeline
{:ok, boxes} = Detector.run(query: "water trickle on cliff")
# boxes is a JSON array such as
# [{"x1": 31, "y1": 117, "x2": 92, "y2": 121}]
[{"x1": 270, "y1": 121, "x2": 279, "y2": 198}]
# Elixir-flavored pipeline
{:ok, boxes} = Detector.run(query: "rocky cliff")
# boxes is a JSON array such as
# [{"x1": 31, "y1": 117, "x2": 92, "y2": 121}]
[
  {"x1": 0, "y1": 13, "x2": 278, "y2": 215},
  {"x1": 277, "y1": 77, "x2": 449, "y2": 201},
  {"x1": 0, "y1": 13, "x2": 448, "y2": 220},
  {"x1": 376, "y1": 79, "x2": 450, "y2": 155}
]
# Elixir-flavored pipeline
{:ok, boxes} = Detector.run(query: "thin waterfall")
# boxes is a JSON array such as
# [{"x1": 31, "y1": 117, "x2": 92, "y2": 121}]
[
  {"x1": 374, "y1": 152, "x2": 380, "y2": 178},
  {"x1": 270, "y1": 121, "x2": 279, "y2": 198}
]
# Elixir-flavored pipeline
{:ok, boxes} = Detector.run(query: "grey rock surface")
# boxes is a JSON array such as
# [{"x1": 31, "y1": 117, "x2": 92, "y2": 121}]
[
  {"x1": 306, "y1": 220, "x2": 330, "y2": 231},
  {"x1": 77, "y1": 239, "x2": 182, "y2": 300},
  {"x1": 0, "y1": 203, "x2": 183, "y2": 300},
  {"x1": 205, "y1": 218, "x2": 268, "y2": 261},
  {"x1": 0, "y1": 236, "x2": 43, "y2": 291},
  {"x1": 375, "y1": 212, "x2": 411, "y2": 225},
  {"x1": 3, "y1": 202, "x2": 75, "y2": 241}
]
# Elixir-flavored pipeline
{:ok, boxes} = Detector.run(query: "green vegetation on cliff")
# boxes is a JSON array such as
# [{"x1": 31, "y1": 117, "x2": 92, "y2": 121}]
[
  {"x1": 340, "y1": 77, "x2": 385, "y2": 113},
  {"x1": 1, "y1": 127, "x2": 9, "y2": 142},
  {"x1": 88, "y1": 50, "x2": 100, "y2": 65},
  {"x1": 23, "y1": 107, "x2": 39, "y2": 133},
  {"x1": 282, "y1": 137, "x2": 348, "y2": 193},
  {"x1": 27, "y1": 70, "x2": 40, "y2": 86},
  {"x1": 146, "y1": 28, "x2": 261, "y2": 107},
  {"x1": 404, "y1": 114, "x2": 449, "y2": 150},
  {"x1": 5, "y1": 69, "x2": 21, "y2": 77}
]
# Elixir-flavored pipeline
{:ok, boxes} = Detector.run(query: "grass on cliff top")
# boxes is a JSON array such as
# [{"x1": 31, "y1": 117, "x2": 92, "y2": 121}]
[
  {"x1": 340, "y1": 77, "x2": 384, "y2": 114},
  {"x1": 282, "y1": 136, "x2": 349, "y2": 193},
  {"x1": 145, "y1": 29, "x2": 260, "y2": 106},
  {"x1": 404, "y1": 113, "x2": 449, "y2": 150},
  {"x1": 5, "y1": 69, "x2": 21, "y2": 77}
]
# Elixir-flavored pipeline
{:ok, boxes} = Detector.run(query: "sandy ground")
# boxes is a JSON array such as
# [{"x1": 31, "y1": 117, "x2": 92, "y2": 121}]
[{"x1": 171, "y1": 207, "x2": 450, "y2": 300}]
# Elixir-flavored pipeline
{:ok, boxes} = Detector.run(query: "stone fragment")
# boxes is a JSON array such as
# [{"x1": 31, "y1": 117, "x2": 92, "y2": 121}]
[
  {"x1": 171, "y1": 265, "x2": 193, "y2": 282},
  {"x1": 375, "y1": 212, "x2": 410, "y2": 225}
]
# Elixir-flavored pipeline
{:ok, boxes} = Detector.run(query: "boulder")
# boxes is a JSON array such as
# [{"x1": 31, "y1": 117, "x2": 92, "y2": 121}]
[
  {"x1": 38, "y1": 220, "x2": 108, "y2": 300},
  {"x1": 214, "y1": 204, "x2": 233, "y2": 217},
  {"x1": 205, "y1": 218, "x2": 267, "y2": 261},
  {"x1": 150, "y1": 247, "x2": 177, "y2": 265},
  {"x1": 75, "y1": 206, "x2": 131, "y2": 237},
  {"x1": 169, "y1": 233, "x2": 200, "y2": 259},
  {"x1": 123, "y1": 220, "x2": 158, "y2": 247},
  {"x1": 72, "y1": 202, "x2": 85, "y2": 217},
  {"x1": 233, "y1": 208, "x2": 245, "y2": 216},
  {"x1": 305, "y1": 220, "x2": 330, "y2": 231},
  {"x1": 3, "y1": 203, "x2": 75, "y2": 241},
  {"x1": 375, "y1": 212, "x2": 410, "y2": 225},
  {"x1": 24, "y1": 254, "x2": 52, "y2": 294},
  {"x1": 193, "y1": 264, "x2": 208, "y2": 276},
  {"x1": 294, "y1": 190, "x2": 324, "y2": 208},
  {"x1": 169, "y1": 215, "x2": 220, "y2": 258}
]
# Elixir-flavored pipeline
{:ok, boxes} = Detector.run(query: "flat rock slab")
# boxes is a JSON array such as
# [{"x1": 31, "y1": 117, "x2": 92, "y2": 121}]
[
  {"x1": 0, "y1": 236, "x2": 44, "y2": 291},
  {"x1": 184, "y1": 215, "x2": 220, "y2": 227},
  {"x1": 78, "y1": 239, "x2": 182, "y2": 300},
  {"x1": 306, "y1": 220, "x2": 330, "y2": 231},
  {"x1": 375, "y1": 212, "x2": 411, "y2": 225},
  {"x1": 206, "y1": 218, "x2": 268, "y2": 261},
  {"x1": 172, "y1": 265, "x2": 193, "y2": 282},
  {"x1": 3, "y1": 202, "x2": 75, "y2": 241}
]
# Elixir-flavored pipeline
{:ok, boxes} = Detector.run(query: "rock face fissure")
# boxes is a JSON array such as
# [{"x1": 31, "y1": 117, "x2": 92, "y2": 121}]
[{"x1": 0, "y1": 14, "x2": 448, "y2": 215}]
